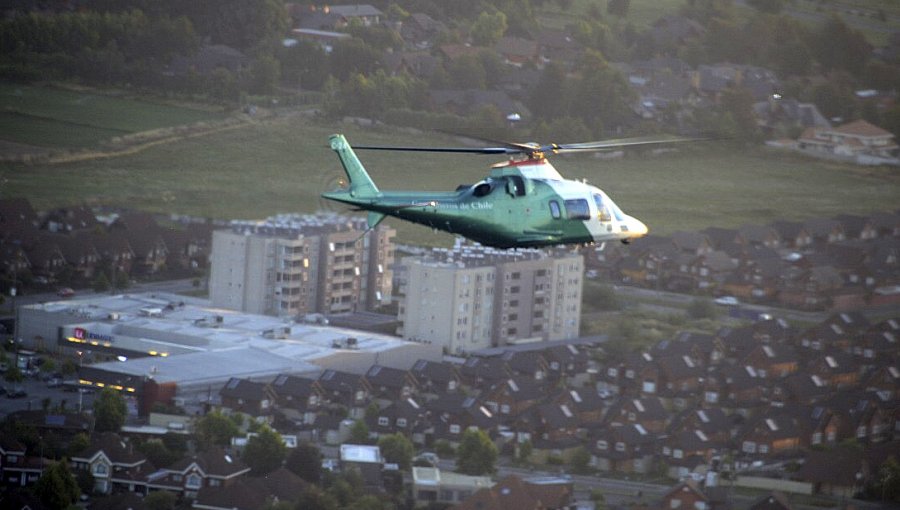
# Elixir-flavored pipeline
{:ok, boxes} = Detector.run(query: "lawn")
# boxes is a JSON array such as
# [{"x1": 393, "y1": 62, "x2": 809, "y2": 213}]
[
  {"x1": 0, "y1": 83, "x2": 226, "y2": 148},
  {"x1": 2, "y1": 116, "x2": 897, "y2": 247}
]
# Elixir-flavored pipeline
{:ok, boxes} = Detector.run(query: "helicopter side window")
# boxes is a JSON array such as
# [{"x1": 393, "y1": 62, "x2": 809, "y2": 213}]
[
  {"x1": 593, "y1": 194, "x2": 612, "y2": 222},
  {"x1": 473, "y1": 181, "x2": 493, "y2": 197},
  {"x1": 549, "y1": 200, "x2": 561, "y2": 219},
  {"x1": 564, "y1": 199, "x2": 591, "y2": 220}
]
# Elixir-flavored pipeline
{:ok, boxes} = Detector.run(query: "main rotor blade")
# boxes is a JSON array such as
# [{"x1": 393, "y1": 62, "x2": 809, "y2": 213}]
[
  {"x1": 549, "y1": 135, "x2": 707, "y2": 153},
  {"x1": 352, "y1": 145, "x2": 522, "y2": 155}
]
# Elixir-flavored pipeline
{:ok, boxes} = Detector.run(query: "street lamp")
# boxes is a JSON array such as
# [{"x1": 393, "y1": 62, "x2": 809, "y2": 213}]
[{"x1": 76, "y1": 350, "x2": 84, "y2": 413}]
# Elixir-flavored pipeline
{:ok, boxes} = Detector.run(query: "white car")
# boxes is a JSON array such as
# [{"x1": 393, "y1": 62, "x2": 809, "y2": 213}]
[{"x1": 714, "y1": 296, "x2": 739, "y2": 306}]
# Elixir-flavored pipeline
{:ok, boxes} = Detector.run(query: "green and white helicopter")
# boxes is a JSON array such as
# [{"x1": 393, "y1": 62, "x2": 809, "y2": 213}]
[{"x1": 322, "y1": 133, "x2": 694, "y2": 249}]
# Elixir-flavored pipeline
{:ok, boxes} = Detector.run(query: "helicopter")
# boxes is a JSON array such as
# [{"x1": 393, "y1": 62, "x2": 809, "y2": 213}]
[{"x1": 322, "y1": 133, "x2": 696, "y2": 249}]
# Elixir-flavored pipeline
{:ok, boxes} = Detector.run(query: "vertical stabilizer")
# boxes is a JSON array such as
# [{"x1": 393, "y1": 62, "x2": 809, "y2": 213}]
[{"x1": 329, "y1": 134, "x2": 379, "y2": 198}]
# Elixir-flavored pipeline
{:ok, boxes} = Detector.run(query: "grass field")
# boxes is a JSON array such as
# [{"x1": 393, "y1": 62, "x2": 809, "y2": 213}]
[
  {"x1": 2, "y1": 113, "x2": 897, "y2": 247},
  {"x1": 0, "y1": 83, "x2": 226, "y2": 148}
]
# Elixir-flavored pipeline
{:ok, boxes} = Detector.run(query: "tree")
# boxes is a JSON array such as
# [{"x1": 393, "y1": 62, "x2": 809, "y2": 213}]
[
  {"x1": 470, "y1": 10, "x2": 507, "y2": 46},
  {"x1": 145, "y1": 490, "x2": 177, "y2": 510},
  {"x1": 34, "y1": 459, "x2": 80, "y2": 510},
  {"x1": 242, "y1": 426, "x2": 287, "y2": 474},
  {"x1": 67, "y1": 432, "x2": 90, "y2": 458},
  {"x1": 295, "y1": 485, "x2": 339, "y2": 510},
  {"x1": 571, "y1": 446, "x2": 591, "y2": 474},
  {"x1": 348, "y1": 419, "x2": 370, "y2": 444},
  {"x1": 517, "y1": 438, "x2": 533, "y2": 463},
  {"x1": 286, "y1": 442, "x2": 323, "y2": 484},
  {"x1": 456, "y1": 428, "x2": 497, "y2": 475},
  {"x1": 93, "y1": 387, "x2": 127, "y2": 432},
  {"x1": 377, "y1": 433, "x2": 414, "y2": 471},
  {"x1": 195, "y1": 410, "x2": 240, "y2": 447}
]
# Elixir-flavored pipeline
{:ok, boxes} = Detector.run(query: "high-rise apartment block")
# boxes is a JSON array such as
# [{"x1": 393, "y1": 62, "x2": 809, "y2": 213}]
[
  {"x1": 209, "y1": 214, "x2": 395, "y2": 317},
  {"x1": 397, "y1": 240, "x2": 582, "y2": 353}
]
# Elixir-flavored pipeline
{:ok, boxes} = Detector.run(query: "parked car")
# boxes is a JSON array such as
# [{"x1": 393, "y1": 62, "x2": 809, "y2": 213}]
[
  {"x1": 714, "y1": 296, "x2": 739, "y2": 306},
  {"x1": 57, "y1": 287, "x2": 75, "y2": 298},
  {"x1": 7, "y1": 388, "x2": 28, "y2": 399}
]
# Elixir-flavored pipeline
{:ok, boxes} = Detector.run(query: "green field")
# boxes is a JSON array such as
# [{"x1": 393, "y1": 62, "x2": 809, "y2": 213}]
[
  {"x1": 0, "y1": 83, "x2": 226, "y2": 148},
  {"x1": 2, "y1": 113, "x2": 897, "y2": 247}
]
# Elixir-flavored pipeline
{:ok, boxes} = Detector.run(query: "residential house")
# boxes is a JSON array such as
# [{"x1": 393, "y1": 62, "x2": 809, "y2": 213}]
[
  {"x1": 747, "y1": 492, "x2": 794, "y2": 510},
  {"x1": 192, "y1": 467, "x2": 307, "y2": 510},
  {"x1": 364, "y1": 364, "x2": 420, "y2": 404},
  {"x1": 0, "y1": 437, "x2": 40, "y2": 488},
  {"x1": 400, "y1": 13, "x2": 445, "y2": 49},
  {"x1": 795, "y1": 445, "x2": 869, "y2": 498},
  {"x1": 495, "y1": 36, "x2": 539, "y2": 67},
  {"x1": 410, "y1": 358, "x2": 462, "y2": 398},
  {"x1": 481, "y1": 377, "x2": 545, "y2": 421},
  {"x1": 797, "y1": 119, "x2": 898, "y2": 163},
  {"x1": 412, "y1": 467, "x2": 493, "y2": 508},
  {"x1": 806, "y1": 351, "x2": 859, "y2": 389},
  {"x1": 147, "y1": 447, "x2": 250, "y2": 499},
  {"x1": 606, "y1": 396, "x2": 670, "y2": 434},
  {"x1": 70, "y1": 433, "x2": 149, "y2": 495},
  {"x1": 41, "y1": 205, "x2": 100, "y2": 233},
  {"x1": 769, "y1": 220, "x2": 813, "y2": 251},
  {"x1": 366, "y1": 397, "x2": 428, "y2": 443},
  {"x1": 661, "y1": 428, "x2": 723, "y2": 480},
  {"x1": 339, "y1": 444, "x2": 384, "y2": 489},
  {"x1": 110, "y1": 212, "x2": 168, "y2": 275},
  {"x1": 455, "y1": 474, "x2": 573, "y2": 510},
  {"x1": 741, "y1": 343, "x2": 799, "y2": 380},
  {"x1": 660, "y1": 480, "x2": 710, "y2": 510},
  {"x1": 426, "y1": 394, "x2": 498, "y2": 444},
  {"x1": 218, "y1": 378, "x2": 275, "y2": 418},
  {"x1": 588, "y1": 423, "x2": 658, "y2": 473},
  {"x1": 270, "y1": 373, "x2": 322, "y2": 419},
  {"x1": 738, "y1": 412, "x2": 803, "y2": 459},
  {"x1": 316, "y1": 369, "x2": 372, "y2": 419},
  {"x1": 0, "y1": 197, "x2": 40, "y2": 244}
]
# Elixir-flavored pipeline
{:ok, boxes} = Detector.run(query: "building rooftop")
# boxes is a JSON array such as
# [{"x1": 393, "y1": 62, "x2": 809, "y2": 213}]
[{"x1": 28, "y1": 291, "x2": 439, "y2": 386}]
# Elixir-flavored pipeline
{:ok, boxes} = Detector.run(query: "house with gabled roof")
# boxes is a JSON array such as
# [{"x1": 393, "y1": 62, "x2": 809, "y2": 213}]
[
  {"x1": 773, "y1": 372, "x2": 832, "y2": 407},
  {"x1": 606, "y1": 396, "x2": 670, "y2": 433},
  {"x1": 748, "y1": 491, "x2": 794, "y2": 510},
  {"x1": 0, "y1": 198, "x2": 39, "y2": 245},
  {"x1": 426, "y1": 394, "x2": 498, "y2": 444},
  {"x1": 797, "y1": 119, "x2": 898, "y2": 163},
  {"x1": 270, "y1": 374, "x2": 322, "y2": 427},
  {"x1": 364, "y1": 364, "x2": 420, "y2": 404},
  {"x1": 316, "y1": 369, "x2": 372, "y2": 418},
  {"x1": 495, "y1": 36, "x2": 539, "y2": 67},
  {"x1": 218, "y1": 378, "x2": 275, "y2": 418},
  {"x1": 738, "y1": 411, "x2": 803, "y2": 459},
  {"x1": 109, "y1": 211, "x2": 168, "y2": 274},
  {"x1": 367, "y1": 397, "x2": 428, "y2": 442},
  {"x1": 42, "y1": 231, "x2": 100, "y2": 280},
  {"x1": 702, "y1": 364, "x2": 766, "y2": 415},
  {"x1": 0, "y1": 436, "x2": 40, "y2": 488},
  {"x1": 741, "y1": 343, "x2": 799, "y2": 380},
  {"x1": 410, "y1": 358, "x2": 462, "y2": 398},
  {"x1": 588, "y1": 423, "x2": 657, "y2": 474},
  {"x1": 192, "y1": 467, "x2": 307, "y2": 510},
  {"x1": 769, "y1": 220, "x2": 813, "y2": 251},
  {"x1": 455, "y1": 474, "x2": 573, "y2": 510},
  {"x1": 70, "y1": 432, "x2": 149, "y2": 495},
  {"x1": 660, "y1": 480, "x2": 710, "y2": 510},
  {"x1": 795, "y1": 444, "x2": 870, "y2": 498},
  {"x1": 481, "y1": 377, "x2": 545, "y2": 421},
  {"x1": 147, "y1": 447, "x2": 250, "y2": 499},
  {"x1": 400, "y1": 12, "x2": 445, "y2": 49},
  {"x1": 661, "y1": 428, "x2": 723, "y2": 480},
  {"x1": 806, "y1": 351, "x2": 859, "y2": 389}
]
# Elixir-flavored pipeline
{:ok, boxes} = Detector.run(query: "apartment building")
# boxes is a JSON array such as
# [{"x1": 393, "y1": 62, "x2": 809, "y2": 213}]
[
  {"x1": 397, "y1": 240, "x2": 582, "y2": 352},
  {"x1": 209, "y1": 213, "x2": 395, "y2": 317}
]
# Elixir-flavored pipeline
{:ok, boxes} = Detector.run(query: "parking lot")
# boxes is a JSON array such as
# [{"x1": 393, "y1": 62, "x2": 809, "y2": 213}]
[{"x1": 0, "y1": 375, "x2": 96, "y2": 419}]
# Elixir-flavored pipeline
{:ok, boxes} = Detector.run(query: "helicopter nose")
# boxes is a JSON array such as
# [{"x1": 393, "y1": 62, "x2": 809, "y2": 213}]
[{"x1": 625, "y1": 216, "x2": 649, "y2": 239}]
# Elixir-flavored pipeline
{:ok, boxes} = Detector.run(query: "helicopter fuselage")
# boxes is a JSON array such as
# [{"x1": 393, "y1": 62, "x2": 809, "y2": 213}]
[{"x1": 322, "y1": 134, "x2": 648, "y2": 249}]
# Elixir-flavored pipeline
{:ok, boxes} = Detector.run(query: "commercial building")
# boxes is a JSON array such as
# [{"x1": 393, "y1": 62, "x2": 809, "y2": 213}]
[
  {"x1": 16, "y1": 292, "x2": 439, "y2": 416},
  {"x1": 397, "y1": 240, "x2": 583, "y2": 353},
  {"x1": 209, "y1": 213, "x2": 395, "y2": 318}
]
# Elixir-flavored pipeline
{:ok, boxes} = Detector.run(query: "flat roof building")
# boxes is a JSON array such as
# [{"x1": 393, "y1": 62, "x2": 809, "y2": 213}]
[
  {"x1": 209, "y1": 213, "x2": 395, "y2": 318},
  {"x1": 17, "y1": 292, "x2": 439, "y2": 416},
  {"x1": 397, "y1": 239, "x2": 583, "y2": 353}
]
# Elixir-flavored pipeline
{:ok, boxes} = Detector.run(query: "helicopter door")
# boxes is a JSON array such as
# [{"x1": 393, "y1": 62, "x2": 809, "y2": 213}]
[{"x1": 506, "y1": 176, "x2": 526, "y2": 197}]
